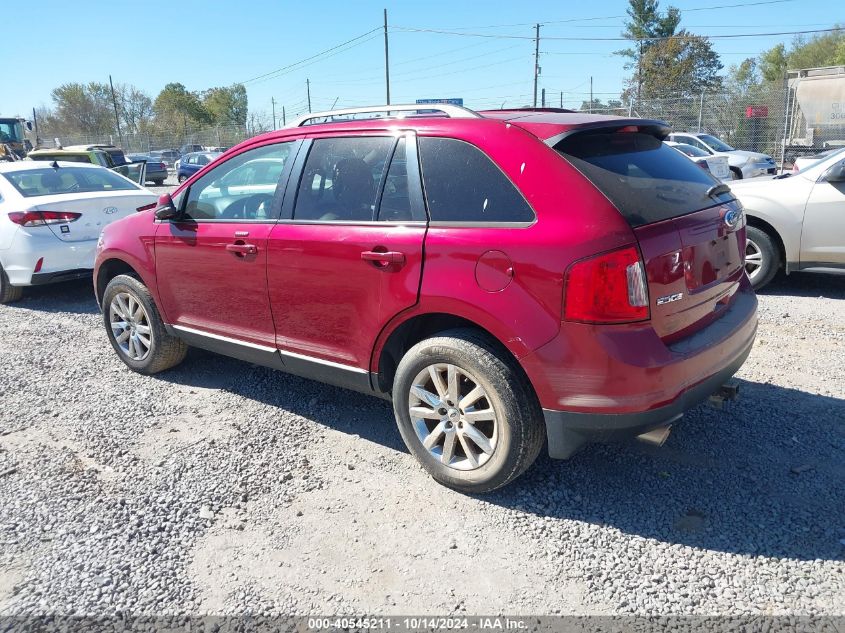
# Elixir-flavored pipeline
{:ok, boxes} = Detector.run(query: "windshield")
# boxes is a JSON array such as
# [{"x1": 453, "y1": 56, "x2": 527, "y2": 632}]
[
  {"x1": 0, "y1": 121, "x2": 23, "y2": 143},
  {"x1": 699, "y1": 134, "x2": 734, "y2": 152},
  {"x1": 1, "y1": 166, "x2": 139, "y2": 197},
  {"x1": 797, "y1": 147, "x2": 845, "y2": 173}
]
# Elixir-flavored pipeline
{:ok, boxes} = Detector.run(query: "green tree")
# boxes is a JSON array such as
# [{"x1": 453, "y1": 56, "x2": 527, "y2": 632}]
[
  {"x1": 760, "y1": 28, "x2": 845, "y2": 81},
  {"x1": 116, "y1": 84, "x2": 153, "y2": 135},
  {"x1": 629, "y1": 32, "x2": 723, "y2": 100},
  {"x1": 50, "y1": 82, "x2": 115, "y2": 137},
  {"x1": 202, "y1": 84, "x2": 248, "y2": 127},
  {"x1": 153, "y1": 83, "x2": 210, "y2": 133},
  {"x1": 617, "y1": 0, "x2": 681, "y2": 73}
]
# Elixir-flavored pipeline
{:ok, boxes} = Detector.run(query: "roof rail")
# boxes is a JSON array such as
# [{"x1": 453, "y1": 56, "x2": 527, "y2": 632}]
[{"x1": 288, "y1": 104, "x2": 481, "y2": 128}]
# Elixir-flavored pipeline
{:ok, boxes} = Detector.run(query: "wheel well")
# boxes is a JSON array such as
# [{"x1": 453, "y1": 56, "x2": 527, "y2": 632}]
[
  {"x1": 96, "y1": 259, "x2": 139, "y2": 304},
  {"x1": 376, "y1": 313, "x2": 527, "y2": 395},
  {"x1": 745, "y1": 215, "x2": 786, "y2": 271}
]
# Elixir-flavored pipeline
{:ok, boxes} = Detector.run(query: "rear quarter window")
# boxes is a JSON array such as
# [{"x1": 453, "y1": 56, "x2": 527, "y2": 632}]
[
  {"x1": 418, "y1": 137, "x2": 534, "y2": 224},
  {"x1": 555, "y1": 130, "x2": 727, "y2": 227}
]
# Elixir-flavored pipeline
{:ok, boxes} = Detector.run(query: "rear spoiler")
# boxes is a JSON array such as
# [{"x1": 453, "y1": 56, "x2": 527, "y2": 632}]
[{"x1": 544, "y1": 119, "x2": 672, "y2": 148}]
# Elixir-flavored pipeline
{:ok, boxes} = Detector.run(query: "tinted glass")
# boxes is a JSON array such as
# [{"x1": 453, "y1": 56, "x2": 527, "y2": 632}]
[
  {"x1": 671, "y1": 143, "x2": 709, "y2": 158},
  {"x1": 1, "y1": 166, "x2": 139, "y2": 197},
  {"x1": 556, "y1": 130, "x2": 728, "y2": 227},
  {"x1": 30, "y1": 154, "x2": 90, "y2": 164},
  {"x1": 183, "y1": 143, "x2": 292, "y2": 220},
  {"x1": 294, "y1": 136, "x2": 393, "y2": 222},
  {"x1": 699, "y1": 134, "x2": 734, "y2": 152},
  {"x1": 377, "y1": 138, "x2": 416, "y2": 222},
  {"x1": 418, "y1": 137, "x2": 534, "y2": 223}
]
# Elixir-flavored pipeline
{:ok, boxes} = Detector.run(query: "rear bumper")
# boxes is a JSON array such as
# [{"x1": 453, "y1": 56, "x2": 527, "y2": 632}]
[
  {"x1": 519, "y1": 280, "x2": 758, "y2": 458},
  {"x1": 1, "y1": 230, "x2": 98, "y2": 286},
  {"x1": 542, "y1": 331, "x2": 754, "y2": 458}
]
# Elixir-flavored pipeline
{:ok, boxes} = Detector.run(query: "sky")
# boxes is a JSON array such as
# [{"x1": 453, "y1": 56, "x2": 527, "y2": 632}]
[{"x1": 2, "y1": 0, "x2": 838, "y2": 123}]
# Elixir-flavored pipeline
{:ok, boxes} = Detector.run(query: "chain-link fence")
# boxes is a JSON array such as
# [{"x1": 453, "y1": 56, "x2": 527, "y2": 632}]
[
  {"x1": 587, "y1": 84, "x2": 795, "y2": 166},
  {"x1": 34, "y1": 123, "x2": 260, "y2": 154}
]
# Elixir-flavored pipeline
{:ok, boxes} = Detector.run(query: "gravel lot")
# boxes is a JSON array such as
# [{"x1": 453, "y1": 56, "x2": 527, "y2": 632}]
[{"x1": 0, "y1": 267, "x2": 843, "y2": 618}]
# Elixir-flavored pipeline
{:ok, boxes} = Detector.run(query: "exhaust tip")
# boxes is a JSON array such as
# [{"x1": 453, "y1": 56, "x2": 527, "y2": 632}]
[{"x1": 637, "y1": 424, "x2": 672, "y2": 447}]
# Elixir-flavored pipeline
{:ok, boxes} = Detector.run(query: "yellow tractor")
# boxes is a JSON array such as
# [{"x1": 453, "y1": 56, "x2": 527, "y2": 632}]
[{"x1": 0, "y1": 117, "x2": 34, "y2": 161}]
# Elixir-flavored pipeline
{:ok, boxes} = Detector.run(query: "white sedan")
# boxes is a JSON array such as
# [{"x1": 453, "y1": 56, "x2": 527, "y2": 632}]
[
  {"x1": 0, "y1": 161, "x2": 156, "y2": 303},
  {"x1": 729, "y1": 147, "x2": 845, "y2": 289}
]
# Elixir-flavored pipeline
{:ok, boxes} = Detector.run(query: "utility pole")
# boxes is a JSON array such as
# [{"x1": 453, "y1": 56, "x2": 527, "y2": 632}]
[
  {"x1": 590, "y1": 76, "x2": 593, "y2": 113},
  {"x1": 306, "y1": 79, "x2": 312, "y2": 113},
  {"x1": 108, "y1": 75, "x2": 124, "y2": 148},
  {"x1": 384, "y1": 8, "x2": 391, "y2": 105},
  {"x1": 637, "y1": 39, "x2": 643, "y2": 109},
  {"x1": 541, "y1": 88, "x2": 546, "y2": 108},
  {"x1": 560, "y1": 91, "x2": 563, "y2": 108},
  {"x1": 282, "y1": 106, "x2": 286, "y2": 126},
  {"x1": 532, "y1": 23, "x2": 541, "y2": 108},
  {"x1": 32, "y1": 107, "x2": 39, "y2": 142},
  {"x1": 271, "y1": 97, "x2": 277, "y2": 130}
]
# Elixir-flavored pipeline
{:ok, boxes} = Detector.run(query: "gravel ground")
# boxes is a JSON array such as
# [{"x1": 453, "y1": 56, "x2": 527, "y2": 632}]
[{"x1": 0, "y1": 270, "x2": 843, "y2": 618}]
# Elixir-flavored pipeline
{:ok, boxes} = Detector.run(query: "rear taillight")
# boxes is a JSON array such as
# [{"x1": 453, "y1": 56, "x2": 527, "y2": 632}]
[
  {"x1": 564, "y1": 246, "x2": 649, "y2": 324},
  {"x1": 8, "y1": 211, "x2": 82, "y2": 227},
  {"x1": 698, "y1": 160, "x2": 710, "y2": 171}
]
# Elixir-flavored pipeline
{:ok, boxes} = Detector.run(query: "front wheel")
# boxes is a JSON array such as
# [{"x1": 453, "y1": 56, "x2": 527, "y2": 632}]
[
  {"x1": 745, "y1": 226, "x2": 780, "y2": 290},
  {"x1": 102, "y1": 274, "x2": 187, "y2": 374},
  {"x1": 392, "y1": 329, "x2": 544, "y2": 493}
]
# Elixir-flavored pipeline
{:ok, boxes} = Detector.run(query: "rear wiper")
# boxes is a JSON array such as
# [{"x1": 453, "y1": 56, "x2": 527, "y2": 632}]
[{"x1": 706, "y1": 183, "x2": 731, "y2": 198}]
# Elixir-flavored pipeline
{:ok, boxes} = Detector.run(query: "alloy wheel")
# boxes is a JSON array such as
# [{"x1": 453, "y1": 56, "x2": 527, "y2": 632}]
[
  {"x1": 745, "y1": 238, "x2": 763, "y2": 281},
  {"x1": 408, "y1": 363, "x2": 499, "y2": 471},
  {"x1": 109, "y1": 292, "x2": 152, "y2": 361}
]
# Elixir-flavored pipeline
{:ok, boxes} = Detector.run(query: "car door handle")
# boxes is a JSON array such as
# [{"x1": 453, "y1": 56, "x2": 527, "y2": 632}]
[
  {"x1": 226, "y1": 243, "x2": 258, "y2": 255},
  {"x1": 361, "y1": 250, "x2": 405, "y2": 265}
]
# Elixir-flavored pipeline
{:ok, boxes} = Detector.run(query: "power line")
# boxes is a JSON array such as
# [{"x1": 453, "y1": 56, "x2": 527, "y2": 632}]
[
  {"x1": 238, "y1": 27, "x2": 381, "y2": 85},
  {"x1": 390, "y1": 25, "x2": 843, "y2": 42}
]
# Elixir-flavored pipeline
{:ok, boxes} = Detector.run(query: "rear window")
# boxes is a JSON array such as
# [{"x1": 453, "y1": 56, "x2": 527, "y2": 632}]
[
  {"x1": 1, "y1": 166, "x2": 139, "y2": 198},
  {"x1": 30, "y1": 154, "x2": 90, "y2": 164},
  {"x1": 555, "y1": 130, "x2": 729, "y2": 227}
]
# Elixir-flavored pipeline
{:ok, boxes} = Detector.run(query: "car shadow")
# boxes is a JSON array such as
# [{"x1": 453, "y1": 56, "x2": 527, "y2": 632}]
[
  {"x1": 6, "y1": 277, "x2": 99, "y2": 315},
  {"x1": 154, "y1": 349, "x2": 845, "y2": 562},
  {"x1": 758, "y1": 270, "x2": 845, "y2": 299}
]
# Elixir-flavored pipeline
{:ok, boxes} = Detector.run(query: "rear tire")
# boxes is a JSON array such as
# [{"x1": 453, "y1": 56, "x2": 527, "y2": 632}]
[
  {"x1": 745, "y1": 226, "x2": 780, "y2": 290},
  {"x1": 392, "y1": 328, "x2": 544, "y2": 494},
  {"x1": 153, "y1": 179, "x2": 164, "y2": 186},
  {"x1": 102, "y1": 274, "x2": 187, "y2": 374},
  {"x1": 177, "y1": 174, "x2": 187, "y2": 183},
  {"x1": 729, "y1": 167, "x2": 743, "y2": 180},
  {"x1": 0, "y1": 264, "x2": 23, "y2": 304}
]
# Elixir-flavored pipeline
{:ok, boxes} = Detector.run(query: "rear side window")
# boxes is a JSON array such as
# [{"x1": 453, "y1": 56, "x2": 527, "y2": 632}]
[
  {"x1": 556, "y1": 130, "x2": 726, "y2": 227},
  {"x1": 1, "y1": 166, "x2": 139, "y2": 197},
  {"x1": 30, "y1": 154, "x2": 89, "y2": 164},
  {"x1": 418, "y1": 137, "x2": 534, "y2": 224},
  {"x1": 293, "y1": 136, "x2": 394, "y2": 222}
]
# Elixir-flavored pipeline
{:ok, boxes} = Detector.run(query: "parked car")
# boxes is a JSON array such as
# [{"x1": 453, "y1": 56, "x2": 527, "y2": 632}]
[
  {"x1": 127, "y1": 154, "x2": 168, "y2": 185},
  {"x1": 176, "y1": 151, "x2": 220, "y2": 182},
  {"x1": 150, "y1": 149, "x2": 180, "y2": 168},
  {"x1": 667, "y1": 132, "x2": 776, "y2": 179},
  {"x1": 179, "y1": 143, "x2": 204, "y2": 155},
  {"x1": 791, "y1": 148, "x2": 840, "y2": 173},
  {"x1": 665, "y1": 141, "x2": 731, "y2": 180},
  {"x1": 94, "y1": 104, "x2": 757, "y2": 493},
  {"x1": 729, "y1": 147, "x2": 845, "y2": 289},
  {"x1": 28, "y1": 147, "x2": 115, "y2": 168},
  {"x1": 65, "y1": 144, "x2": 130, "y2": 167},
  {"x1": 0, "y1": 161, "x2": 156, "y2": 303}
]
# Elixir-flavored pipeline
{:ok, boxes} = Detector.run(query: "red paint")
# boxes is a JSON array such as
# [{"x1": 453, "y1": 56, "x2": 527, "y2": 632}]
[{"x1": 95, "y1": 109, "x2": 757, "y2": 423}]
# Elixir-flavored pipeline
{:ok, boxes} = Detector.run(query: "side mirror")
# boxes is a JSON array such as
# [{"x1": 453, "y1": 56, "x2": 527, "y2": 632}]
[
  {"x1": 154, "y1": 194, "x2": 180, "y2": 220},
  {"x1": 823, "y1": 162, "x2": 845, "y2": 183}
]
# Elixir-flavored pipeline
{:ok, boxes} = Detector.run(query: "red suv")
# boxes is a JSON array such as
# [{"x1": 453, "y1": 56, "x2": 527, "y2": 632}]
[{"x1": 94, "y1": 105, "x2": 757, "y2": 493}]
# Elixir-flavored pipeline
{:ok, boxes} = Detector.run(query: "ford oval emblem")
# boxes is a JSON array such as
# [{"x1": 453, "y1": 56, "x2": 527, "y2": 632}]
[
  {"x1": 103, "y1": 206, "x2": 118, "y2": 215},
  {"x1": 724, "y1": 209, "x2": 740, "y2": 228}
]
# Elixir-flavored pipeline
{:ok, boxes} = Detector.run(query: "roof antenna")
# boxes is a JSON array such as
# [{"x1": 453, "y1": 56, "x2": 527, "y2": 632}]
[{"x1": 51, "y1": 160, "x2": 60, "y2": 169}]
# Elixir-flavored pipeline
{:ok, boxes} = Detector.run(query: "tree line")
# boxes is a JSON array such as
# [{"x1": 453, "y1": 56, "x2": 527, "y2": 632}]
[
  {"x1": 583, "y1": 0, "x2": 844, "y2": 113},
  {"x1": 34, "y1": 81, "x2": 254, "y2": 143}
]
